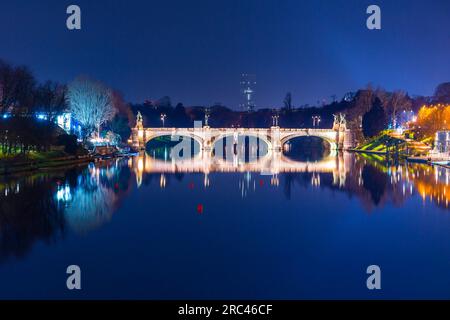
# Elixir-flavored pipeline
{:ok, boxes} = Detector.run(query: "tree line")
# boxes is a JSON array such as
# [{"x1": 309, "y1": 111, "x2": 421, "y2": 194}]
[
  {"x1": 1, "y1": 57, "x2": 449, "y2": 155},
  {"x1": 0, "y1": 59, "x2": 133, "y2": 155},
  {"x1": 132, "y1": 82, "x2": 449, "y2": 140}
]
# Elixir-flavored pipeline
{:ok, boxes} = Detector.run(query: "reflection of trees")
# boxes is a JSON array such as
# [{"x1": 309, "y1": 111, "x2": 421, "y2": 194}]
[
  {"x1": 336, "y1": 155, "x2": 409, "y2": 211},
  {"x1": 279, "y1": 154, "x2": 418, "y2": 212},
  {"x1": 361, "y1": 165, "x2": 386, "y2": 205},
  {"x1": 412, "y1": 166, "x2": 450, "y2": 209},
  {"x1": 64, "y1": 181, "x2": 116, "y2": 234},
  {"x1": 62, "y1": 159, "x2": 131, "y2": 233},
  {"x1": 0, "y1": 159, "x2": 132, "y2": 262},
  {"x1": 0, "y1": 175, "x2": 66, "y2": 262},
  {"x1": 282, "y1": 172, "x2": 333, "y2": 200}
]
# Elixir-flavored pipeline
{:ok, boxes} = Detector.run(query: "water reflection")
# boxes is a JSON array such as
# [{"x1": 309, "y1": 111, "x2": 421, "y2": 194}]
[
  {"x1": 1, "y1": 150, "x2": 450, "y2": 263},
  {"x1": 0, "y1": 159, "x2": 132, "y2": 261},
  {"x1": 131, "y1": 150, "x2": 450, "y2": 211}
]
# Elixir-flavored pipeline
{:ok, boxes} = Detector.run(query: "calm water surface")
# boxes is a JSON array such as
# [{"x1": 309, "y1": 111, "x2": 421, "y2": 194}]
[{"x1": 1, "y1": 148, "x2": 450, "y2": 299}]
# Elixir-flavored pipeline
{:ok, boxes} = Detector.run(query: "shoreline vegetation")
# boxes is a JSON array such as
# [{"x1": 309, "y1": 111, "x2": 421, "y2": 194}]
[
  {"x1": 0, "y1": 152, "x2": 95, "y2": 175},
  {"x1": 0, "y1": 58, "x2": 448, "y2": 176}
]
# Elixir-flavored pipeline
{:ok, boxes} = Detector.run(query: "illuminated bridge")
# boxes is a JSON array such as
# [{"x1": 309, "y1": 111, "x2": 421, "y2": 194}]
[{"x1": 130, "y1": 115, "x2": 355, "y2": 152}]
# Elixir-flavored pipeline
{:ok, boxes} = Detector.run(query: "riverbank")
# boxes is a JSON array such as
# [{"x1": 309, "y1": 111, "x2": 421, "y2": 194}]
[{"x1": 0, "y1": 154, "x2": 96, "y2": 175}]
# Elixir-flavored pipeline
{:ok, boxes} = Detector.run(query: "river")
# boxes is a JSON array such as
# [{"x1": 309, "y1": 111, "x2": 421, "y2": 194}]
[{"x1": 1, "y1": 148, "x2": 450, "y2": 299}]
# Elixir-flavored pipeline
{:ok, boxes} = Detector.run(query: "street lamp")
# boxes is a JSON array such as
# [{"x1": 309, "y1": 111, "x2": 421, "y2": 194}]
[
  {"x1": 160, "y1": 113, "x2": 167, "y2": 128},
  {"x1": 312, "y1": 115, "x2": 321, "y2": 128},
  {"x1": 272, "y1": 115, "x2": 279, "y2": 127},
  {"x1": 204, "y1": 107, "x2": 210, "y2": 127}
]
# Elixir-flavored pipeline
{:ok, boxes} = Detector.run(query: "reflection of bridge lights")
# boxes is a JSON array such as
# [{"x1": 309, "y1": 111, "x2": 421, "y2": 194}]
[
  {"x1": 271, "y1": 175, "x2": 279, "y2": 186},
  {"x1": 138, "y1": 158, "x2": 144, "y2": 172},
  {"x1": 204, "y1": 174, "x2": 210, "y2": 187},
  {"x1": 56, "y1": 184, "x2": 72, "y2": 202},
  {"x1": 311, "y1": 173, "x2": 321, "y2": 187},
  {"x1": 160, "y1": 174, "x2": 166, "y2": 188}
]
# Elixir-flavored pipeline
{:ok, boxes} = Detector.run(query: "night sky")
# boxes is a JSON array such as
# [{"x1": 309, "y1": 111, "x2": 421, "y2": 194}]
[{"x1": 0, "y1": 0, "x2": 449, "y2": 108}]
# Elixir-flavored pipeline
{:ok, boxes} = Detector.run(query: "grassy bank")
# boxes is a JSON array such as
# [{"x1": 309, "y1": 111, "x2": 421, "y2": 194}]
[
  {"x1": 353, "y1": 132, "x2": 431, "y2": 156},
  {"x1": 0, "y1": 150, "x2": 94, "y2": 175},
  {"x1": 354, "y1": 133, "x2": 404, "y2": 153}
]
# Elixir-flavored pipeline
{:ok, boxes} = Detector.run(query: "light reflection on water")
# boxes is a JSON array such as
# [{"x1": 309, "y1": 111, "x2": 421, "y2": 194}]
[
  {"x1": 0, "y1": 153, "x2": 449, "y2": 247},
  {"x1": 130, "y1": 151, "x2": 450, "y2": 209},
  {"x1": 1, "y1": 150, "x2": 450, "y2": 298}
]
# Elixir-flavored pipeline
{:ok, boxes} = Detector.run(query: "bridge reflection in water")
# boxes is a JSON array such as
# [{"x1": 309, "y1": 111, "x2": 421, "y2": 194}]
[
  {"x1": 128, "y1": 150, "x2": 450, "y2": 210},
  {"x1": 130, "y1": 150, "x2": 351, "y2": 189},
  {"x1": 2, "y1": 152, "x2": 450, "y2": 266}
]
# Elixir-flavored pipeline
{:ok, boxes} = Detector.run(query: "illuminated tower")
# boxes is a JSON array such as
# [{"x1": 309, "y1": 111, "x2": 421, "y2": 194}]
[{"x1": 240, "y1": 74, "x2": 256, "y2": 112}]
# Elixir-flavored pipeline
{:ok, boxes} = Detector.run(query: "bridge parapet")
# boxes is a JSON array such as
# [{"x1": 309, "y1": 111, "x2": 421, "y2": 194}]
[{"x1": 131, "y1": 124, "x2": 355, "y2": 151}]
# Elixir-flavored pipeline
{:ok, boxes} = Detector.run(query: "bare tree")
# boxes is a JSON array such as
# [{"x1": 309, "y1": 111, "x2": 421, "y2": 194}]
[
  {"x1": 434, "y1": 82, "x2": 450, "y2": 103},
  {"x1": 68, "y1": 77, "x2": 116, "y2": 139},
  {"x1": 386, "y1": 90, "x2": 411, "y2": 128},
  {"x1": 34, "y1": 81, "x2": 67, "y2": 121},
  {"x1": 0, "y1": 60, "x2": 36, "y2": 114},
  {"x1": 283, "y1": 92, "x2": 292, "y2": 110}
]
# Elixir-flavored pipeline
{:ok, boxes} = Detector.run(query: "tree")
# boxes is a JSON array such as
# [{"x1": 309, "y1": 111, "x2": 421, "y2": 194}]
[
  {"x1": 0, "y1": 60, "x2": 36, "y2": 114},
  {"x1": 416, "y1": 104, "x2": 450, "y2": 138},
  {"x1": 68, "y1": 77, "x2": 116, "y2": 139},
  {"x1": 157, "y1": 96, "x2": 172, "y2": 108},
  {"x1": 385, "y1": 90, "x2": 411, "y2": 128},
  {"x1": 283, "y1": 92, "x2": 292, "y2": 111},
  {"x1": 108, "y1": 91, "x2": 133, "y2": 142},
  {"x1": 110, "y1": 114, "x2": 131, "y2": 142},
  {"x1": 434, "y1": 82, "x2": 450, "y2": 103},
  {"x1": 346, "y1": 86, "x2": 375, "y2": 129},
  {"x1": 362, "y1": 98, "x2": 387, "y2": 138},
  {"x1": 33, "y1": 81, "x2": 67, "y2": 121}
]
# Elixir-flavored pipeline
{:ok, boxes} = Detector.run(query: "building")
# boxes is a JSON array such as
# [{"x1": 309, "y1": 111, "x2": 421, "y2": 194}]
[
  {"x1": 434, "y1": 131, "x2": 450, "y2": 154},
  {"x1": 240, "y1": 73, "x2": 256, "y2": 112}
]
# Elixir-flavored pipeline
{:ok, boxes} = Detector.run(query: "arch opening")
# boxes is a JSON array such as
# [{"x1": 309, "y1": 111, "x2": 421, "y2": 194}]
[
  {"x1": 212, "y1": 134, "x2": 270, "y2": 163},
  {"x1": 145, "y1": 135, "x2": 201, "y2": 160},
  {"x1": 282, "y1": 135, "x2": 334, "y2": 162}
]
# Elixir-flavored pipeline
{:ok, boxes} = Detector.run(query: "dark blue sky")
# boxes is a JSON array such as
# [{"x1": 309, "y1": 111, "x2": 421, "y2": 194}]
[{"x1": 0, "y1": 0, "x2": 448, "y2": 108}]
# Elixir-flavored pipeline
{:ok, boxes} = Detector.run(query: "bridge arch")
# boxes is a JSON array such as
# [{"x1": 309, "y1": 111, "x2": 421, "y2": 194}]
[
  {"x1": 211, "y1": 132, "x2": 273, "y2": 151},
  {"x1": 143, "y1": 131, "x2": 204, "y2": 148},
  {"x1": 280, "y1": 131, "x2": 338, "y2": 150}
]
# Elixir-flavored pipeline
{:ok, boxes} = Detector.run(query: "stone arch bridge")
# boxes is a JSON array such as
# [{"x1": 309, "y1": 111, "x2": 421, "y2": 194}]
[{"x1": 131, "y1": 123, "x2": 355, "y2": 152}]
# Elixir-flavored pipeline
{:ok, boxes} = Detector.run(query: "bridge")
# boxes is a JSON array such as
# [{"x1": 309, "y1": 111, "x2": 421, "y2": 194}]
[{"x1": 130, "y1": 113, "x2": 355, "y2": 152}]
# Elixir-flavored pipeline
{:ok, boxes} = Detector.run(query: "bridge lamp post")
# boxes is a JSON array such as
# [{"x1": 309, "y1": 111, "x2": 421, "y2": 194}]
[
  {"x1": 312, "y1": 115, "x2": 321, "y2": 128},
  {"x1": 160, "y1": 113, "x2": 167, "y2": 128},
  {"x1": 272, "y1": 115, "x2": 279, "y2": 127}
]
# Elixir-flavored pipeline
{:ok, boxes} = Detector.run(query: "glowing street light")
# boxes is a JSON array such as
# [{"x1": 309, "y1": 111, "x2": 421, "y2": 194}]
[
  {"x1": 160, "y1": 113, "x2": 167, "y2": 128},
  {"x1": 272, "y1": 115, "x2": 279, "y2": 127},
  {"x1": 204, "y1": 107, "x2": 210, "y2": 127},
  {"x1": 312, "y1": 115, "x2": 321, "y2": 128}
]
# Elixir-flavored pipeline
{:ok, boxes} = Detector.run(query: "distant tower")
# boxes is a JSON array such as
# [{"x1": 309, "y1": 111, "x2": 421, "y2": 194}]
[{"x1": 240, "y1": 74, "x2": 256, "y2": 112}]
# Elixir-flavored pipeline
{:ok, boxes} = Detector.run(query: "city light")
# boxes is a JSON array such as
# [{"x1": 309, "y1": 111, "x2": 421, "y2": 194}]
[
  {"x1": 312, "y1": 115, "x2": 321, "y2": 127},
  {"x1": 160, "y1": 113, "x2": 167, "y2": 128}
]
